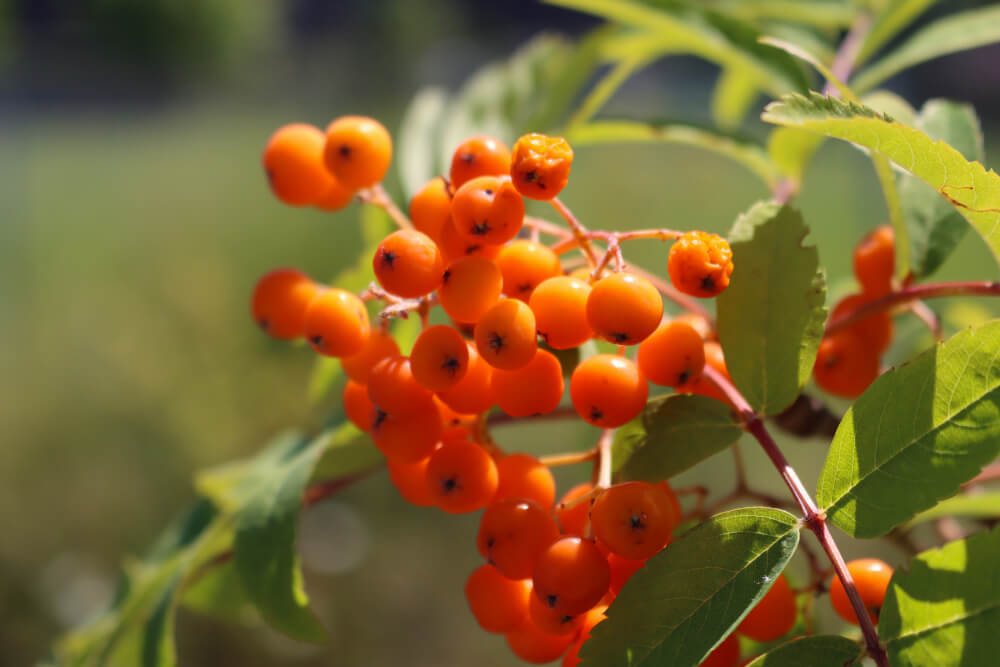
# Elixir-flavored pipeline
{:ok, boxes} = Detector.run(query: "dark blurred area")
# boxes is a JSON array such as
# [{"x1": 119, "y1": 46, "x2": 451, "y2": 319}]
[{"x1": 2, "y1": 1, "x2": 1000, "y2": 666}]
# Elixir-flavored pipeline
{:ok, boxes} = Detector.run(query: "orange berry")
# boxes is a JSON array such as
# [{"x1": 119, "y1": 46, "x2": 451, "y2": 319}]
[
  {"x1": 451, "y1": 175, "x2": 525, "y2": 245},
  {"x1": 410, "y1": 324, "x2": 469, "y2": 392},
  {"x1": 529, "y1": 590, "x2": 584, "y2": 636},
  {"x1": 586, "y1": 273, "x2": 663, "y2": 345},
  {"x1": 436, "y1": 342, "x2": 496, "y2": 415},
  {"x1": 813, "y1": 330, "x2": 880, "y2": 398},
  {"x1": 492, "y1": 348, "x2": 565, "y2": 418},
  {"x1": 478, "y1": 498, "x2": 560, "y2": 580},
  {"x1": 465, "y1": 565, "x2": 532, "y2": 634},
  {"x1": 304, "y1": 288, "x2": 370, "y2": 357},
  {"x1": 449, "y1": 135, "x2": 512, "y2": 190},
  {"x1": 511, "y1": 133, "x2": 574, "y2": 200},
  {"x1": 313, "y1": 175, "x2": 354, "y2": 212},
  {"x1": 700, "y1": 633, "x2": 740, "y2": 667},
  {"x1": 668, "y1": 231, "x2": 735, "y2": 298},
  {"x1": 637, "y1": 320, "x2": 706, "y2": 388},
  {"x1": 373, "y1": 229, "x2": 445, "y2": 299},
  {"x1": 829, "y1": 558, "x2": 894, "y2": 626},
  {"x1": 570, "y1": 355, "x2": 648, "y2": 428},
  {"x1": 685, "y1": 341, "x2": 732, "y2": 404},
  {"x1": 505, "y1": 619, "x2": 575, "y2": 664},
  {"x1": 323, "y1": 115, "x2": 392, "y2": 190},
  {"x1": 409, "y1": 177, "x2": 452, "y2": 242},
  {"x1": 387, "y1": 453, "x2": 437, "y2": 507},
  {"x1": 340, "y1": 329, "x2": 400, "y2": 384},
  {"x1": 475, "y1": 299, "x2": 538, "y2": 371},
  {"x1": 497, "y1": 240, "x2": 563, "y2": 302},
  {"x1": 425, "y1": 440, "x2": 499, "y2": 514},
  {"x1": 495, "y1": 453, "x2": 556, "y2": 508},
  {"x1": 737, "y1": 573, "x2": 796, "y2": 641},
  {"x1": 262, "y1": 123, "x2": 333, "y2": 206},
  {"x1": 608, "y1": 552, "x2": 646, "y2": 595},
  {"x1": 562, "y1": 606, "x2": 607, "y2": 667},
  {"x1": 435, "y1": 396, "x2": 474, "y2": 429},
  {"x1": 556, "y1": 483, "x2": 595, "y2": 536},
  {"x1": 533, "y1": 537, "x2": 610, "y2": 615},
  {"x1": 251, "y1": 268, "x2": 320, "y2": 340},
  {"x1": 832, "y1": 293, "x2": 893, "y2": 354},
  {"x1": 436, "y1": 215, "x2": 503, "y2": 264},
  {"x1": 529, "y1": 277, "x2": 594, "y2": 349},
  {"x1": 367, "y1": 355, "x2": 433, "y2": 417},
  {"x1": 854, "y1": 225, "x2": 895, "y2": 298},
  {"x1": 591, "y1": 481, "x2": 677, "y2": 560},
  {"x1": 343, "y1": 380, "x2": 376, "y2": 432},
  {"x1": 673, "y1": 312, "x2": 715, "y2": 341},
  {"x1": 371, "y1": 397, "x2": 442, "y2": 464},
  {"x1": 438, "y1": 256, "x2": 503, "y2": 324}
]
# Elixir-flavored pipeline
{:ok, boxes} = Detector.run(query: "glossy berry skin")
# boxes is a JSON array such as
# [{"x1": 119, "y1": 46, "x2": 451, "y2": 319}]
[
  {"x1": 570, "y1": 355, "x2": 648, "y2": 428},
  {"x1": 494, "y1": 453, "x2": 556, "y2": 509},
  {"x1": 373, "y1": 229, "x2": 445, "y2": 299},
  {"x1": 371, "y1": 397, "x2": 442, "y2": 464},
  {"x1": 342, "y1": 380, "x2": 376, "y2": 432},
  {"x1": 367, "y1": 355, "x2": 433, "y2": 417},
  {"x1": 533, "y1": 537, "x2": 610, "y2": 615},
  {"x1": 497, "y1": 240, "x2": 563, "y2": 302},
  {"x1": 323, "y1": 115, "x2": 392, "y2": 190},
  {"x1": 410, "y1": 324, "x2": 469, "y2": 392},
  {"x1": 340, "y1": 329, "x2": 400, "y2": 384},
  {"x1": 637, "y1": 320, "x2": 706, "y2": 388},
  {"x1": 813, "y1": 330, "x2": 880, "y2": 398},
  {"x1": 478, "y1": 498, "x2": 560, "y2": 580},
  {"x1": 425, "y1": 440, "x2": 499, "y2": 514},
  {"x1": 737, "y1": 573, "x2": 796, "y2": 641},
  {"x1": 673, "y1": 312, "x2": 715, "y2": 341},
  {"x1": 313, "y1": 176, "x2": 354, "y2": 212},
  {"x1": 450, "y1": 135, "x2": 512, "y2": 190},
  {"x1": 262, "y1": 124, "x2": 334, "y2": 206},
  {"x1": 528, "y1": 590, "x2": 584, "y2": 636},
  {"x1": 451, "y1": 175, "x2": 525, "y2": 245},
  {"x1": 668, "y1": 231, "x2": 734, "y2": 298},
  {"x1": 436, "y1": 342, "x2": 496, "y2": 415},
  {"x1": 438, "y1": 256, "x2": 503, "y2": 324},
  {"x1": 586, "y1": 273, "x2": 663, "y2": 345},
  {"x1": 436, "y1": 216, "x2": 504, "y2": 264},
  {"x1": 607, "y1": 552, "x2": 646, "y2": 595},
  {"x1": 409, "y1": 177, "x2": 452, "y2": 242},
  {"x1": 699, "y1": 633, "x2": 740, "y2": 667},
  {"x1": 303, "y1": 289, "x2": 370, "y2": 357},
  {"x1": 465, "y1": 565, "x2": 532, "y2": 634},
  {"x1": 556, "y1": 483, "x2": 595, "y2": 536},
  {"x1": 830, "y1": 558, "x2": 894, "y2": 626},
  {"x1": 505, "y1": 619, "x2": 575, "y2": 665},
  {"x1": 854, "y1": 225, "x2": 895, "y2": 297},
  {"x1": 529, "y1": 276, "x2": 594, "y2": 349},
  {"x1": 251, "y1": 268, "x2": 320, "y2": 340},
  {"x1": 510, "y1": 133, "x2": 574, "y2": 200},
  {"x1": 591, "y1": 481, "x2": 677, "y2": 560},
  {"x1": 475, "y1": 298, "x2": 538, "y2": 371},
  {"x1": 492, "y1": 348, "x2": 565, "y2": 418},
  {"x1": 685, "y1": 341, "x2": 732, "y2": 404},
  {"x1": 832, "y1": 293, "x2": 893, "y2": 354},
  {"x1": 387, "y1": 454, "x2": 437, "y2": 507}
]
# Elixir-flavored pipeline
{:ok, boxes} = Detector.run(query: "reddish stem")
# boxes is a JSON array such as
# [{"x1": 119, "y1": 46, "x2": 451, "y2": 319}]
[{"x1": 550, "y1": 197, "x2": 599, "y2": 267}]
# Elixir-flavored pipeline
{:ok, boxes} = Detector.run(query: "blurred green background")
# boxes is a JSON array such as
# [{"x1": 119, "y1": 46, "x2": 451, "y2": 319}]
[{"x1": 3, "y1": 1, "x2": 1000, "y2": 665}]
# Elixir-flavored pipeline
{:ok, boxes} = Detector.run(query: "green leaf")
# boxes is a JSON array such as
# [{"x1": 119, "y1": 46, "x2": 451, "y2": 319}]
[
  {"x1": 711, "y1": 66, "x2": 760, "y2": 130},
  {"x1": 853, "y1": 5, "x2": 1000, "y2": 94},
  {"x1": 309, "y1": 422, "x2": 381, "y2": 482},
  {"x1": 879, "y1": 526, "x2": 1000, "y2": 666},
  {"x1": 546, "y1": 0, "x2": 810, "y2": 96},
  {"x1": 181, "y1": 560, "x2": 258, "y2": 625},
  {"x1": 717, "y1": 202, "x2": 827, "y2": 415},
  {"x1": 762, "y1": 92, "x2": 1000, "y2": 271},
  {"x1": 907, "y1": 492, "x2": 1000, "y2": 527},
  {"x1": 396, "y1": 87, "x2": 448, "y2": 202},
  {"x1": 566, "y1": 119, "x2": 781, "y2": 189},
  {"x1": 745, "y1": 635, "x2": 863, "y2": 666},
  {"x1": 195, "y1": 430, "x2": 305, "y2": 512},
  {"x1": 817, "y1": 321, "x2": 1000, "y2": 538},
  {"x1": 140, "y1": 572, "x2": 180, "y2": 667},
  {"x1": 861, "y1": 90, "x2": 917, "y2": 127},
  {"x1": 579, "y1": 508, "x2": 800, "y2": 667},
  {"x1": 856, "y1": 0, "x2": 938, "y2": 66},
  {"x1": 903, "y1": 100, "x2": 985, "y2": 278},
  {"x1": 613, "y1": 394, "x2": 743, "y2": 481},
  {"x1": 709, "y1": 0, "x2": 856, "y2": 29},
  {"x1": 766, "y1": 127, "x2": 824, "y2": 185}
]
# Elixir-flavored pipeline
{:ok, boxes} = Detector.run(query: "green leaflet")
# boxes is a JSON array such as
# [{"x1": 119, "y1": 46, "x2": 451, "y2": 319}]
[
  {"x1": 711, "y1": 66, "x2": 759, "y2": 130},
  {"x1": 396, "y1": 88, "x2": 448, "y2": 202},
  {"x1": 855, "y1": 0, "x2": 938, "y2": 66},
  {"x1": 744, "y1": 635, "x2": 863, "y2": 666},
  {"x1": 817, "y1": 321, "x2": 1000, "y2": 538},
  {"x1": 906, "y1": 492, "x2": 1000, "y2": 527},
  {"x1": 579, "y1": 508, "x2": 800, "y2": 667},
  {"x1": 709, "y1": 0, "x2": 855, "y2": 29}
]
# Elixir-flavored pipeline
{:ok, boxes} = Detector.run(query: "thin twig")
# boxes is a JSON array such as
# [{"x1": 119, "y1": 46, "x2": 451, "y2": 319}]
[
  {"x1": 540, "y1": 449, "x2": 597, "y2": 467},
  {"x1": 907, "y1": 300, "x2": 943, "y2": 341},
  {"x1": 551, "y1": 197, "x2": 599, "y2": 268},
  {"x1": 360, "y1": 184, "x2": 413, "y2": 230}
]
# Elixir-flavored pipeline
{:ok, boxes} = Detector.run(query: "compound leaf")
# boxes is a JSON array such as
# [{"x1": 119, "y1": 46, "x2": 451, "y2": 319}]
[
  {"x1": 907, "y1": 492, "x2": 1000, "y2": 527},
  {"x1": 711, "y1": 66, "x2": 759, "y2": 130},
  {"x1": 745, "y1": 635, "x2": 863, "y2": 667},
  {"x1": 397, "y1": 87, "x2": 448, "y2": 201}
]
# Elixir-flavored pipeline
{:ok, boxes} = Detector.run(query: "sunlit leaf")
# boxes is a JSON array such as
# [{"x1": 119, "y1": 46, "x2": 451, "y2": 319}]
[
  {"x1": 906, "y1": 492, "x2": 1000, "y2": 527},
  {"x1": 745, "y1": 635, "x2": 863, "y2": 666}
]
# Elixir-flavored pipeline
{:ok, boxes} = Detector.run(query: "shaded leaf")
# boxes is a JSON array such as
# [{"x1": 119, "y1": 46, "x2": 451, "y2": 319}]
[
  {"x1": 711, "y1": 66, "x2": 759, "y2": 130},
  {"x1": 766, "y1": 127, "x2": 824, "y2": 185},
  {"x1": 906, "y1": 492, "x2": 1000, "y2": 527},
  {"x1": 181, "y1": 560, "x2": 258, "y2": 625},
  {"x1": 745, "y1": 635, "x2": 863, "y2": 666},
  {"x1": 710, "y1": 0, "x2": 855, "y2": 29},
  {"x1": 396, "y1": 87, "x2": 448, "y2": 201},
  {"x1": 856, "y1": 0, "x2": 938, "y2": 65}
]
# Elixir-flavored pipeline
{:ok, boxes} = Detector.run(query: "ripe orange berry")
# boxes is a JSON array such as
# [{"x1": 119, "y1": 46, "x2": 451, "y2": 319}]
[
  {"x1": 303, "y1": 288, "x2": 370, "y2": 357},
  {"x1": 367, "y1": 355, "x2": 433, "y2": 417},
  {"x1": 533, "y1": 537, "x2": 610, "y2": 615},
  {"x1": 465, "y1": 565, "x2": 532, "y2": 634},
  {"x1": 436, "y1": 342, "x2": 496, "y2": 415},
  {"x1": 700, "y1": 633, "x2": 740, "y2": 667},
  {"x1": 371, "y1": 397, "x2": 442, "y2": 464},
  {"x1": 556, "y1": 483, "x2": 595, "y2": 536},
  {"x1": 494, "y1": 453, "x2": 556, "y2": 509},
  {"x1": 673, "y1": 312, "x2": 715, "y2": 341},
  {"x1": 410, "y1": 324, "x2": 469, "y2": 392},
  {"x1": 425, "y1": 440, "x2": 499, "y2": 514},
  {"x1": 437, "y1": 256, "x2": 503, "y2": 324},
  {"x1": 262, "y1": 123, "x2": 333, "y2": 206},
  {"x1": 510, "y1": 133, "x2": 574, "y2": 200},
  {"x1": 668, "y1": 231, "x2": 735, "y2": 298},
  {"x1": 529, "y1": 276, "x2": 594, "y2": 349},
  {"x1": 570, "y1": 355, "x2": 648, "y2": 428},
  {"x1": 637, "y1": 320, "x2": 706, "y2": 388},
  {"x1": 451, "y1": 175, "x2": 525, "y2": 245},
  {"x1": 607, "y1": 552, "x2": 646, "y2": 596},
  {"x1": 387, "y1": 454, "x2": 436, "y2": 507},
  {"x1": 831, "y1": 293, "x2": 893, "y2": 354},
  {"x1": 313, "y1": 175, "x2": 354, "y2": 212},
  {"x1": 591, "y1": 481, "x2": 677, "y2": 560},
  {"x1": 737, "y1": 573, "x2": 796, "y2": 641},
  {"x1": 450, "y1": 135, "x2": 512, "y2": 190},
  {"x1": 409, "y1": 177, "x2": 452, "y2": 242},
  {"x1": 251, "y1": 268, "x2": 320, "y2": 340},
  {"x1": 829, "y1": 558, "x2": 894, "y2": 626},
  {"x1": 586, "y1": 273, "x2": 663, "y2": 345},
  {"x1": 685, "y1": 341, "x2": 732, "y2": 404},
  {"x1": 436, "y1": 216, "x2": 503, "y2": 264},
  {"x1": 505, "y1": 618, "x2": 575, "y2": 665},
  {"x1": 478, "y1": 498, "x2": 560, "y2": 580},
  {"x1": 343, "y1": 380, "x2": 376, "y2": 432},
  {"x1": 475, "y1": 299, "x2": 538, "y2": 370},
  {"x1": 854, "y1": 225, "x2": 895, "y2": 298},
  {"x1": 492, "y1": 348, "x2": 565, "y2": 418},
  {"x1": 373, "y1": 229, "x2": 445, "y2": 299},
  {"x1": 813, "y1": 330, "x2": 880, "y2": 398},
  {"x1": 497, "y1": 240, "x2": 563, "y2": 302},
  {"x1": 323, "y1": 115, "x2": 392, "y2": 190},
  {"x1": 528, "y1": 590, "x2": 584, "y2": 636},
  {"x1": 340, "y1": 329, "x2": 400, "y2": 384},
  {"x1": 562, "y1": 606, "x2": 607, "y2": 667}
]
